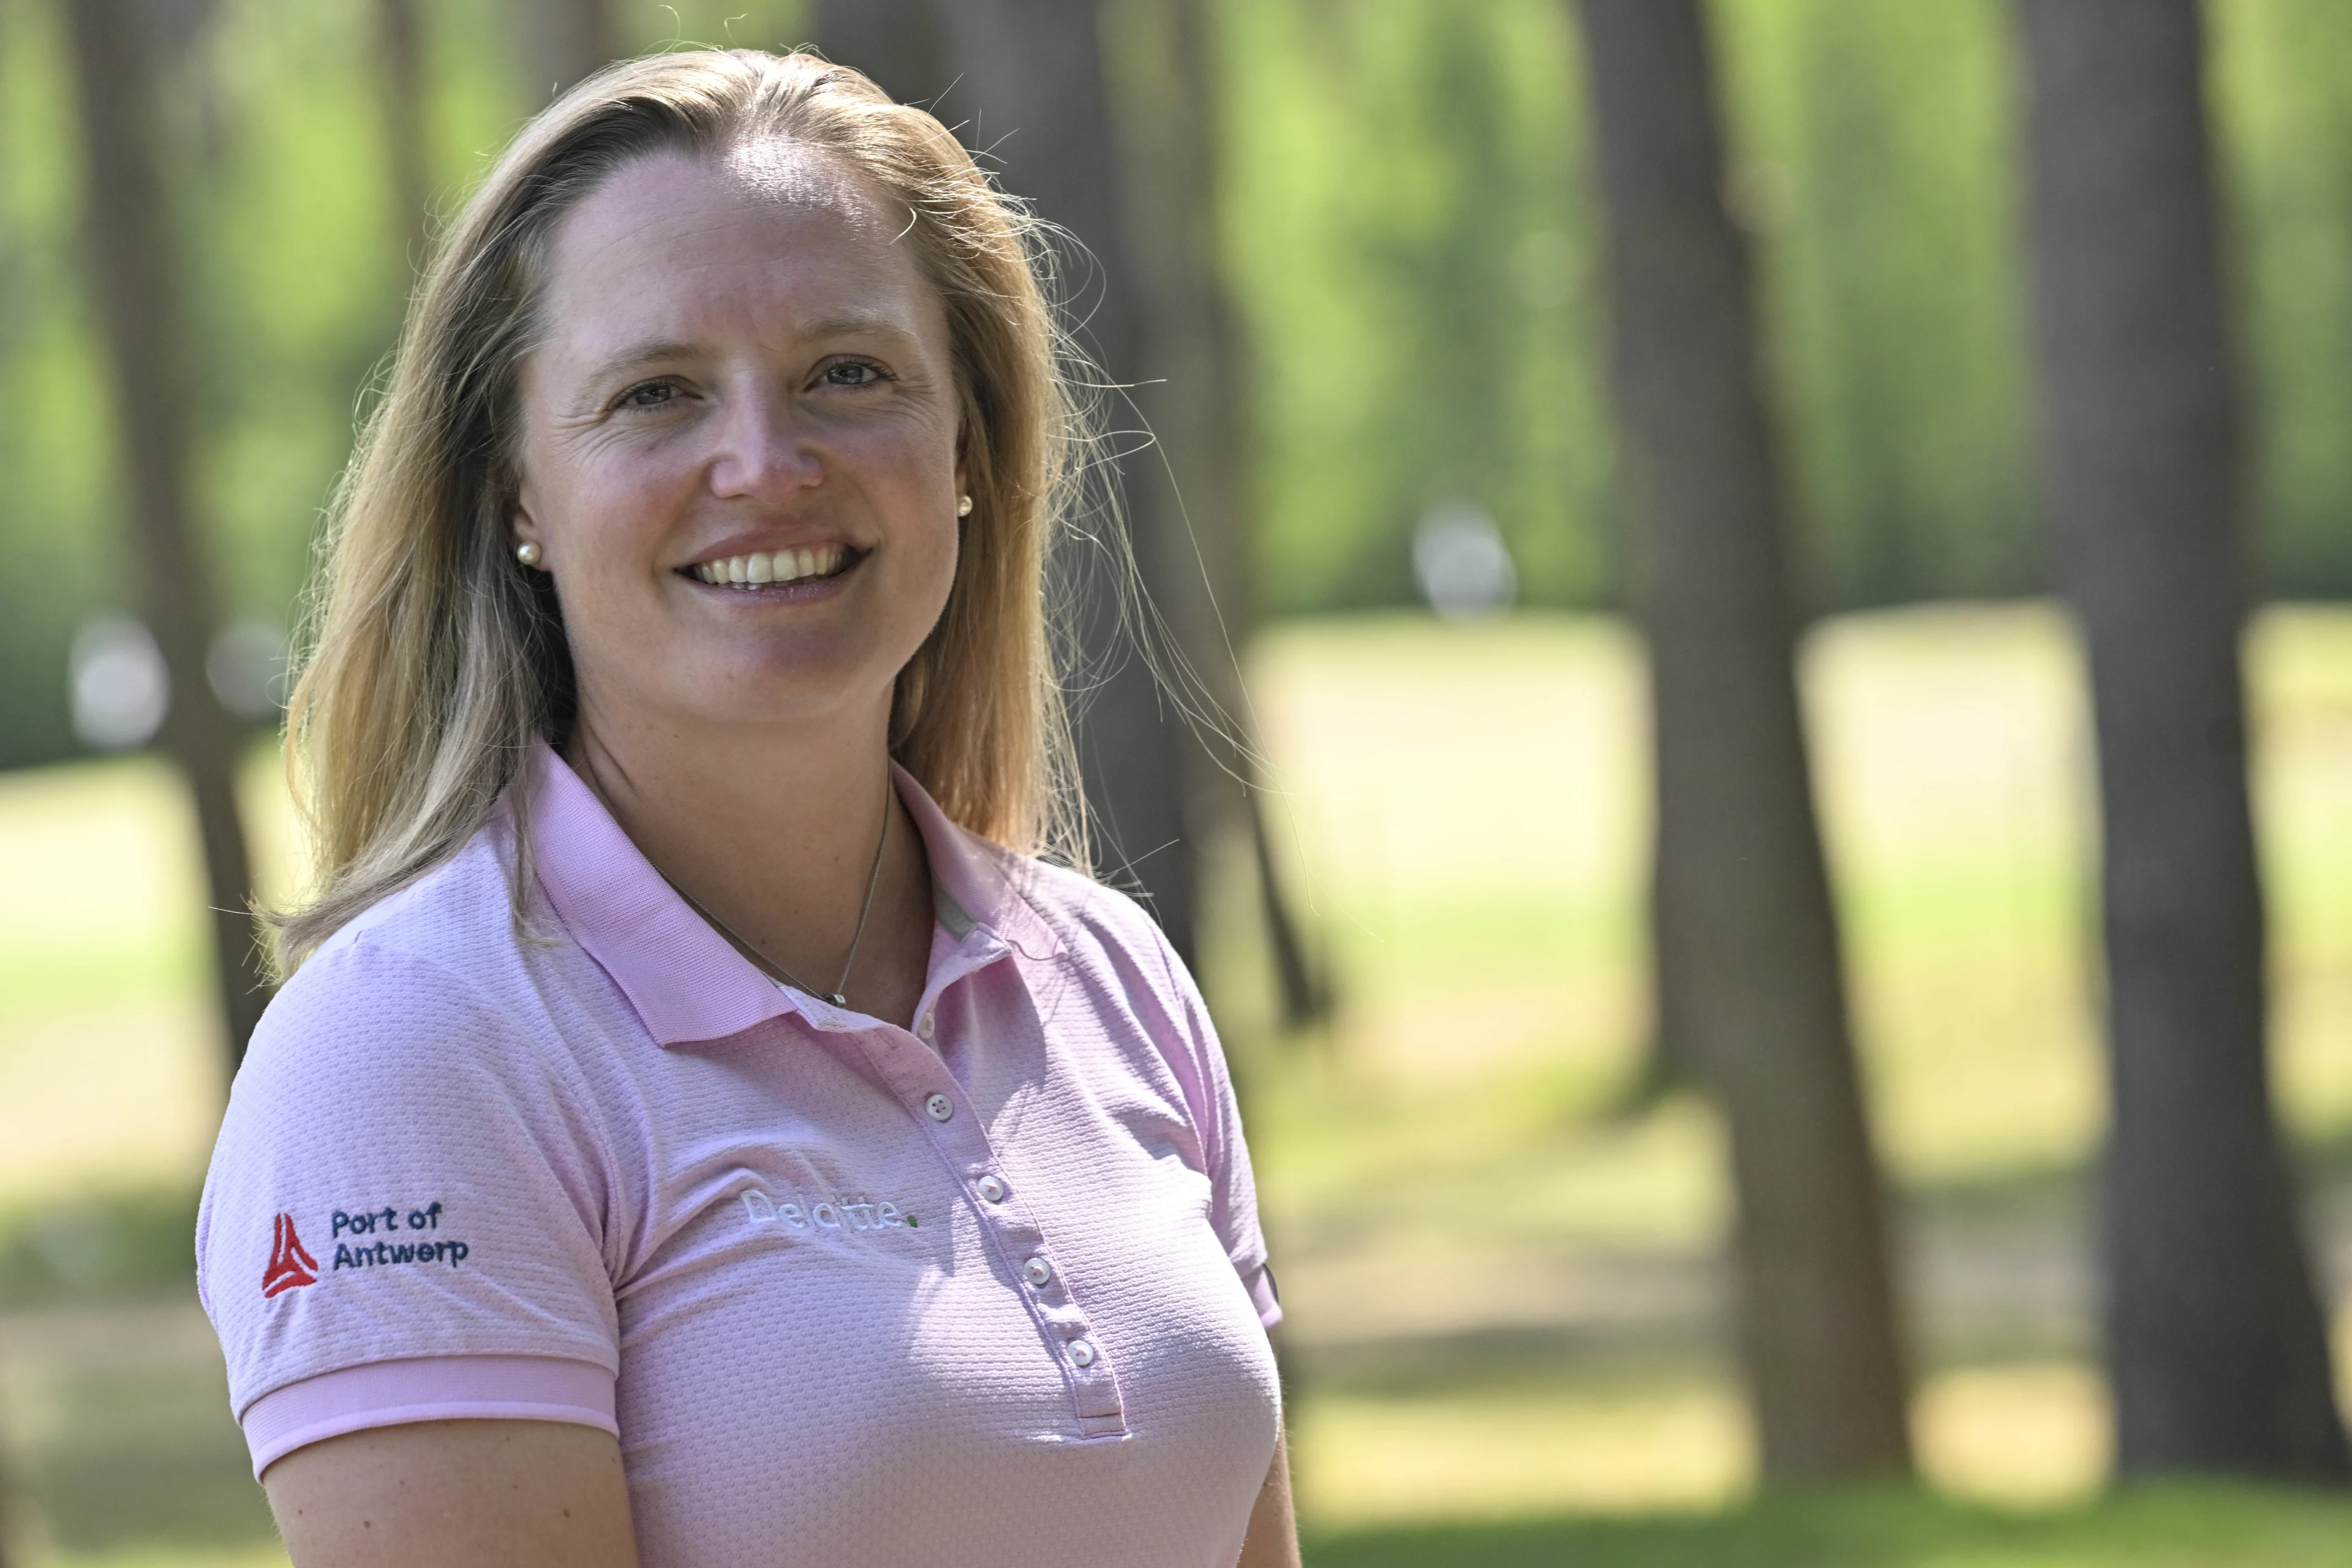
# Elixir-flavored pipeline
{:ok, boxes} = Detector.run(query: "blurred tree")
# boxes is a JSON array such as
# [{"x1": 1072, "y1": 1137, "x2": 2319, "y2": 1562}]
[
  {"x1": 60, "y1": 0, "x2": 270, "y2": 1069},
  {"x1": 810, "y1": 0, "x2": 951, "y2": 108},
  {"x1": 818, "y1": 0, "x2": 1325, "y2": 1016},
  {"x1": 1105, "y1": 0, "x2": 1328, "y2": 1027},
  {"x1": 1574, "y1": 0, "x2": 1913, "y2": 1477},
  {"x1": 2019, "y1": 0, "x2": 2349, "y2": 1482},
  {"x1": 521, "y1": 0, "x2": 617, "y2": 103},
  {"x1": 934, "y1": 0, "x2": 1202, "y2": 962},
  {"x1": 375, "y1": 0, "x2": 431, "y2": 274}
]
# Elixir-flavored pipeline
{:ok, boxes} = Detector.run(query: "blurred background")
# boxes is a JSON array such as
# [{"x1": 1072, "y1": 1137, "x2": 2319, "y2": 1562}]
[{"x1": 5, "y1": 0, "x2": 2352, "y2": 1564}]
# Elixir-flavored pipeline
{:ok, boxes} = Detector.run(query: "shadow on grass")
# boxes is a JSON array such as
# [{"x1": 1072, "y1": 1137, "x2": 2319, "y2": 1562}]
[{"x1": 1305, "y1": 1483, "x2": 2352, "y2": 1567}]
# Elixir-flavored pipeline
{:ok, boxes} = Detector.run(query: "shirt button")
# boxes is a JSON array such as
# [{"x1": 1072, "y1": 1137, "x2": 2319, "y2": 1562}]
[
  {"x1": 917, "y1": 1012, "x2": 937, "y2": 1040},
  {"x1": 924, "y1": 1093, "x2": 954, "y2": 1122},
  {"x1": 1023, "y1": 1256, "x2": 1053, "y2": 1289},
  {"x1": 975, "y1": 1174, "x2": 1009, "y2": 1204},
  {"x1": 1067, "y1": 1338, "x2": 1097, "y2": 1368}
]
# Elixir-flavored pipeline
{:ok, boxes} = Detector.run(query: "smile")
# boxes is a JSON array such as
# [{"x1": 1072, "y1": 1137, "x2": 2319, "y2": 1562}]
[{"x1": 684, "y1": 545, "x2": 857, "y2": 589}]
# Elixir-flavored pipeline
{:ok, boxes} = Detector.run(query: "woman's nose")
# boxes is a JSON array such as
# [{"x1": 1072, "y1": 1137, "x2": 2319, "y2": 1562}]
[{"x1": 706, "y1": 391, "x2": 824, "y2": 501}]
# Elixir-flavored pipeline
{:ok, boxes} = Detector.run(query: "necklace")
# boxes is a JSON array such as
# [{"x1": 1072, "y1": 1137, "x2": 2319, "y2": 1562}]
[{"x1": 659, "y1": 779, "x2": 893, "y2": 1008}]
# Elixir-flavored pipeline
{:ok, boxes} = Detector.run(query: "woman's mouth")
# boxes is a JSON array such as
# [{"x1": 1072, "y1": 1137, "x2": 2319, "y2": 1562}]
[{"x1": 683, "y1": 544, "x2": 858, "y2": 589}]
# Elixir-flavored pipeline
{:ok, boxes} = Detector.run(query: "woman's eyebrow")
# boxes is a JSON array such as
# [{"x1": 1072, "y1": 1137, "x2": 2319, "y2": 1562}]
[
  {"x1": 585, "y1": 339, "x2": 700, "y2": 382},
  {"x1": 799, "y1": 311, "x2": 922, "y2": 349}
]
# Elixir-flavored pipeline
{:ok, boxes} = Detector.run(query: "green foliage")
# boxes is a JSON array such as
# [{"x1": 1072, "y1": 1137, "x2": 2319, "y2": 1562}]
[
  {"x1": 2214, "y1": 0, "x2": 2352, "y2": 600},
  {"x1": 0, "y1": 0, "x2": 111, "y2": 769},
  {"x1": 1221, "y1": 0, "x2": 1614, "y2": 616},
  {"x1": 1715, "y1": 0, "x2": 2036, "y2": 610}
]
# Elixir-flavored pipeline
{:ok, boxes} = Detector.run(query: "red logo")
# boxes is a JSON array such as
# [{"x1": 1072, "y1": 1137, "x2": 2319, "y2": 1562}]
[{"x1": 263, "y1": 1213, "x2": 318, "y2": 1298}]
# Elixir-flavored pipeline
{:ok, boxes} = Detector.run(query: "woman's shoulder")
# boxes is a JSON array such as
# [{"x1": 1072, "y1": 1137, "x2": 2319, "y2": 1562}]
[
  {"x1": 998, "y1": 849, "x2": 1169, "y2": 958},
  {"x1": 987, "y1": 847, "x2": 1206, "y2": 1020},
  {"x1": 257, "y1": 826, "x2": 548, "y2": 1076}
]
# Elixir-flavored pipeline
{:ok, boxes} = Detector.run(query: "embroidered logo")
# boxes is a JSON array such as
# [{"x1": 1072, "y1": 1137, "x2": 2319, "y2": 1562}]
[
  {"x1": 330, "y1": 1201, "x2": 470, "y2": 1272},
  {"x1": 263, "y1": 1213, "x2": 318, "y2": 1298},
  {"x1": 742, "y1": 1187, "x2": 918, "y2": 1233}
]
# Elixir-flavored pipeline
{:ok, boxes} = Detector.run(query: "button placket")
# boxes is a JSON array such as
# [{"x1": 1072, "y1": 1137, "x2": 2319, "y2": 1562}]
[
  {"x1": 845, "y1": 987, "x2": 1126, "y2": 1436},
  {"x1": 949, "y1": 1175, "x2": 1123, "y2": 1431}
]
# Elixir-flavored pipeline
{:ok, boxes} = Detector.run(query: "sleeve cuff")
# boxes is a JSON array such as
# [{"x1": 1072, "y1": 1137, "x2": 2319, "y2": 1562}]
[{"x1": 241, "y1": 1354, "x2": 618, "y2": 1479}]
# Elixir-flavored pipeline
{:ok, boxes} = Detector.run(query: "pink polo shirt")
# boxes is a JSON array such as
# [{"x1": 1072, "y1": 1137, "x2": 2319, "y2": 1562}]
[{"x1": 196, "y1": 746, "x2": 1283, "y2": 1567}]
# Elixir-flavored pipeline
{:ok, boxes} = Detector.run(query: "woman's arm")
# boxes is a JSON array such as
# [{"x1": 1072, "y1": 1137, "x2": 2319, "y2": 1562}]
[
  {"x1": 265, "y1": 1419, "x2": 639, "y2": 1568},
  {"x1": 1237, "y1": 1430, "x2": 1302, "y2": 1568}
]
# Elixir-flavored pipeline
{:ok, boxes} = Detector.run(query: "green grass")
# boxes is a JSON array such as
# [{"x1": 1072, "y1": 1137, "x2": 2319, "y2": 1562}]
[{"x1": 1306, "y1": 1485, "x2": 2352, "y2": 1567}]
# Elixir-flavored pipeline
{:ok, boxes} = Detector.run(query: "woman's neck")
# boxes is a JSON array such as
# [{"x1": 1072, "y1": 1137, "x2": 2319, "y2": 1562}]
[{"x1": 562, "y1": 698, "x2": 934, "y2": 1027}]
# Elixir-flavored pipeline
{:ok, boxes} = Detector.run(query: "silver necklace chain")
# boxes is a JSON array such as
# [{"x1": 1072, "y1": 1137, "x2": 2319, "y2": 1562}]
[{"x1": 659, "y1": 779, "x2": 893, "y2": 1008}]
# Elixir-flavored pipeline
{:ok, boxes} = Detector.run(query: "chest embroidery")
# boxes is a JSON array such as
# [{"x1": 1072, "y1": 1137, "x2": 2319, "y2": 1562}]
[{"x1": 741, "y1": 1186, "x2": 919, "y2": 1234}]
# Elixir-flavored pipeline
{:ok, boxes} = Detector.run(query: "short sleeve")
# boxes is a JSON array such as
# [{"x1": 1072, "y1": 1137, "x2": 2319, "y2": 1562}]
[
  {"x1": 1149, "y1": 931, "x2": 1282, "y2": 1331},
  {"x1": 196, "y1": 937, "x2": 623, "y2": 1472}
]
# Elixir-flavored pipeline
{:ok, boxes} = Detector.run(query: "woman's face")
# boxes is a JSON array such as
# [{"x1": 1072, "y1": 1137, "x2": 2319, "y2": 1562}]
[{"x1": 512, "y1": 144, "x2": 963, "y2": 750}]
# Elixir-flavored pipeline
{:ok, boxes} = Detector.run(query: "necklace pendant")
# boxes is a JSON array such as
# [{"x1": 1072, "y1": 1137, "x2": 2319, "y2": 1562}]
[{"x1": 826, "y1": 992, "x2": 848, "y2": 1008}]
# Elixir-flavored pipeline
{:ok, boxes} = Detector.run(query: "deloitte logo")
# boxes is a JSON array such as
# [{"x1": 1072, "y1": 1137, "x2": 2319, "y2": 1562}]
[{"x1": 741, "y1": 1187, "x2": 918, "y2": 1234}]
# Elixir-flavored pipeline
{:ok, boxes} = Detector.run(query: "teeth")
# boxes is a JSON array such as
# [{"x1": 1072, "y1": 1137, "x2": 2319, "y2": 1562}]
[{"x1": 692, "y1": 545, "x2": 847, "y2": 587}]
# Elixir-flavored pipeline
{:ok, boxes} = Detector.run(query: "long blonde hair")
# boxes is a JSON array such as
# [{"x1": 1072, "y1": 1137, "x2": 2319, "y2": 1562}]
[{"x1": 274, "y1": 49, "x2": 1083, "y2": 970}]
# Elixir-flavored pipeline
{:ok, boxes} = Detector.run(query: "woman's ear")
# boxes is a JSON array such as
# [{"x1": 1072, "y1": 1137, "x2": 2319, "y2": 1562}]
[{"x1": 510, "y1": 497, "x2": 548, "y2": 568}]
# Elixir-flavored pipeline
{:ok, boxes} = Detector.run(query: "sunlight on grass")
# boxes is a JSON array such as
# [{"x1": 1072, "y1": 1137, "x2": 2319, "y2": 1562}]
[
  {"x1": 0, "y1": 748, "x2": 295, "y2": 1207},
  {"x1": 1289, "y1": 1359, "x2": 2109, "y2": 1530},
  {"x1": 1293, "y1": 1381, "x2": 1751, "y2": 1524},
  {"x1": 1914, "y1": 1362, "x2": 2108, "y2": 1506}
]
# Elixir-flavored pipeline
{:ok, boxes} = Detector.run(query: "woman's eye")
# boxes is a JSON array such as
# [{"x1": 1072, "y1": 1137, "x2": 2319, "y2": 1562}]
[
  {"x1": 618, "y1": 381, "x2": 677, "y2": 409},
  {"x1": 822, "y1": 360, "x2": 887, "y2": 388}
]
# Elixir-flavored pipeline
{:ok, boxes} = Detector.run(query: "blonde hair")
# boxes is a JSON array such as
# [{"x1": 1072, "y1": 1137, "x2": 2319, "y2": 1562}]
[{"x1": 273, "y1": 49, "x2": 1083, "y2": 970}]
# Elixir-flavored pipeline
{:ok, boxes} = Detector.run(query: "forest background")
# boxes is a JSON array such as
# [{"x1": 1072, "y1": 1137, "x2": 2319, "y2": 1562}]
[
  {"x1": 10, "y1": 0, "x2": 2352, "y2": 1564},
  {"x1": 6, "y1": 0, "x2": 2352, "y2": 769}
]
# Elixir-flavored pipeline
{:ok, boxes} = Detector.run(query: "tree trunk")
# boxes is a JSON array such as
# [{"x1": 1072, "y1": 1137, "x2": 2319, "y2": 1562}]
[
  {"x1": 810, "y1": 0, "x2": 951, "y2": 109},
  {"x1": 520, "y1": 0, "x2": 617, "y2": 104},
  {"x1": 375, "y1": 0, "x2": 432, "y2": 275},
  {"x1": 938, "y1": 0, "x2": 1200, "y2": 963},
  {"x1": 1106, "y1": 0, "x2": 1327, "y2": 1025},
  {"x1": 62, "y1": 0, "x2": 270, "y2": 1075},
  {"x1": 2018, "y1": 0, "x2": 2349, "y2": 1482},
  {"x1": 1574, "y1": 0, "x2": 1913, "y2": 1478}
]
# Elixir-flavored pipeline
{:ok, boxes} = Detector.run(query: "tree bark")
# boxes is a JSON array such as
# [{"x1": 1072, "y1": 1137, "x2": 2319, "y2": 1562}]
[
  {"x1": 1574, "y1": 0, "x2": 1913, "y2": 1477},
  {"x1": 938, "y1": 0, "x2": 1200, "y2": 963},
  {"x1": 520, "y1": 0, "x2": 617, "y2": 104},
  {"x1": 62, "y1": 0, "x2": 270, "y2": 1075},
  {"x1": 1107, "y1": 0, "x2": 1327, "y2": 1025},
  {"x1": 375, "y1": 0, "x2": 432, "y2": 275},
  {"x1": 2018, "y1": 0, "x2": 2349, "y2": 1482}
]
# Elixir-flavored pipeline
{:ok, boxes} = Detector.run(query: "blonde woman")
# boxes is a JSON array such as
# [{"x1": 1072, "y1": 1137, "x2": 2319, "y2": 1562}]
[{"x1": 194, "y1": 50, "x2": 1295, "y2": 1568}]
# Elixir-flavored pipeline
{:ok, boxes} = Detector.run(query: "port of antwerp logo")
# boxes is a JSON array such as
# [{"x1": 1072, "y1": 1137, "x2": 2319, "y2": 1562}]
[{"x1": 264, "y1": 1213, "x2": 319, "y2": 1298}]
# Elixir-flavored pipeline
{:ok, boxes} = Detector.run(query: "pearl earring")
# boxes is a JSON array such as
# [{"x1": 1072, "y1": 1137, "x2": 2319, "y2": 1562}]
[
  {"x1": 956, "y1": 494, "x2": 974, "y2": 518},
  {"x1": 515, "y1": 541, "x2": 542, "y2": 567}
]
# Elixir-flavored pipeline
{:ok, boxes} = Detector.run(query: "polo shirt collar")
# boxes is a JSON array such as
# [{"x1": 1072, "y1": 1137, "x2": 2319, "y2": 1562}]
[{"x1": 523, "y1": 742, "x2": 1060, "y2": 1048}]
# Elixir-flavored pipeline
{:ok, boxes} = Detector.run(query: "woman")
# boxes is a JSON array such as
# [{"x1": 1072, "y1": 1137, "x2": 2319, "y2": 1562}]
[{"x1": 195, "y1": 49, "x2": 1295, "y2": 1568}]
